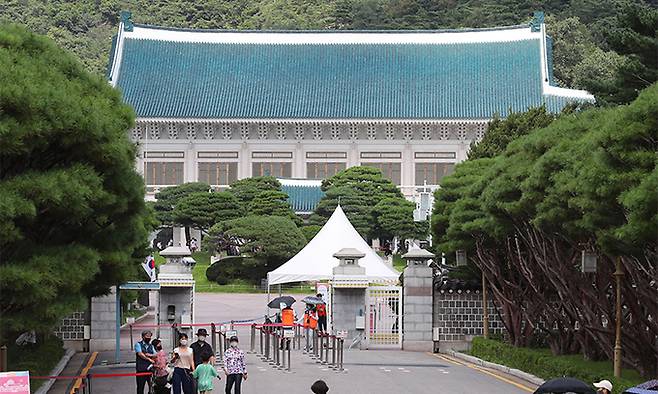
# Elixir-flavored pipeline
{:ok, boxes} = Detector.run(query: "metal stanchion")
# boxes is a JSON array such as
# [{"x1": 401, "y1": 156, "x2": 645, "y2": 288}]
[
  {"x1": 259, "y1": 328, "x2": 264, "y2": 357},
  {"x1": 211, "y1": 323, "x2": 217, "y2": 358},
  {"x1": 312, "y1": 330, "x2": 319, "y2": 358},
  {"x1": 217, "y1": 332, "x2": 224, "y2": 366},
  {"x1": 129, "y1": 324, "x2": 134, "y2": 350},
  {"x1": 281, "y1": 334, "x2": 286, "y2": 370},
  {"x1": 287, "y1": 339, "x2": 291, "y2": 372},
  {"x1": 318, "y1": 333, "x2": 325, "y2": 364},
  {"x1": 339, "y1": 338, "x2": 344, "y2": 371},
  {"x1": 331, "y1": 336, "x2": 337, "y2": 367},
  {"x1": 250, "y1": 324, "x2": 256, "y2": 353},
  {"x1": 264, "y1": 329, "x2": 270, "y2": 362}
]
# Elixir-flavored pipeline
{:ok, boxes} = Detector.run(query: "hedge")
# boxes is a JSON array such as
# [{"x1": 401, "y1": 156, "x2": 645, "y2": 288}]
[{"x1": 470, "y1": 337, "x2": 638, "y2": 394}]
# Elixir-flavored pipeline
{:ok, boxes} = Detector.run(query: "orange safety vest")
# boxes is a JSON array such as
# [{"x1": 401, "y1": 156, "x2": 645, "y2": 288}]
[
  {"x1": 316, "y1": 304, "x2": 326, "y2": 317},
  {"x1": 281, "y1": 308, "x2": 294, "y2": 326},
  {"x1": 303, "y1": 311, "x2": 318, "y2": 329}
]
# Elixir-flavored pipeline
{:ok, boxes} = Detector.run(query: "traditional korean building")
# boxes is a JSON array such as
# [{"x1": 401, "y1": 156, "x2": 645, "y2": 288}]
[{"x1": 108, "y1": 11, "x2": 593, "y2": 203}]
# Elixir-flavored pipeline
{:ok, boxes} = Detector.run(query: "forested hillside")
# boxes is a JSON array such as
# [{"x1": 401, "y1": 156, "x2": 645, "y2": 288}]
[{"x1": 1, "y1": 0, "x2": 656, "y2": 104}]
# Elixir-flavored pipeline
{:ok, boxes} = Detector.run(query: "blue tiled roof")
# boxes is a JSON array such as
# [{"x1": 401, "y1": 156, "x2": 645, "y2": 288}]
[
  {"x1": 281, "y1": 184, "x2": 324, "y2": 213},
  {"x1": 112, "y1": 28, "x2": 592, "y2": 119}
]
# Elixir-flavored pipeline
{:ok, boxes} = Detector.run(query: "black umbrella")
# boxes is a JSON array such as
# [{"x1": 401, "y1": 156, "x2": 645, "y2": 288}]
[
  {"x1": 302, "y1": 296, "x2": 325, "y2": 305},
  {"x1": 534, "y1": 378, "x2": 596, "y2": 394},
  {"x1": 268, "y1": 296, "x2": 296, "y2": 309}
]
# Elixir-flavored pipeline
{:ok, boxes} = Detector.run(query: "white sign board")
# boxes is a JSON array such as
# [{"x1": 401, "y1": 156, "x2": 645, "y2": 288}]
[
  {"x1": 335, "y1": 330, "x2": 348, "y2": 339},
  {"x1": 225, "y1": 330, "x2": 238, "y2": 339},
  {"x1": 220, "y1": 325, "x2": 228, "y2": 333},
  {"x1": 283, "y1": 328, "x2": 295, "y2": 338}
]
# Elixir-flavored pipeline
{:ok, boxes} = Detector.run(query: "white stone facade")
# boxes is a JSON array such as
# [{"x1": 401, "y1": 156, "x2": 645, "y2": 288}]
[{"x1": 133, "y1": 119, "x2": 485, "y2": 198}]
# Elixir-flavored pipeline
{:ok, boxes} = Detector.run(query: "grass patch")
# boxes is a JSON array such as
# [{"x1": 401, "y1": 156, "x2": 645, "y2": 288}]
[
  {"x1": 470, "y1": 337, "x2": 643, "y2": 394},
  {"x1": 7, "y1": 334, "x2": 65, "y2": 392},
  {"x1": 393, "y1": 254, "x2": 406, "y2": 272}
]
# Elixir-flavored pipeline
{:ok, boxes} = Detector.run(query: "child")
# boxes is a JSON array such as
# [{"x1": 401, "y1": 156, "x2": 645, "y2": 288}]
[{"x1": 192, "y1": 353, "x2": 219, "y2": 394}]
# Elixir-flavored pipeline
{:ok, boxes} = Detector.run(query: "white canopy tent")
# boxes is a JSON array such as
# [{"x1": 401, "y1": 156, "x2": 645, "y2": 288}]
[{"x1": 267, "y1": 205, "x2": 400, "y2": 285}]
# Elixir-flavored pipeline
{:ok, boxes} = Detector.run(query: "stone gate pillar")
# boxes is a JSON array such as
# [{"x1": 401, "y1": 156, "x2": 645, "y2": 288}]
[{"x1": 402, "y1": 248, "x2": 435, "y2": 351}]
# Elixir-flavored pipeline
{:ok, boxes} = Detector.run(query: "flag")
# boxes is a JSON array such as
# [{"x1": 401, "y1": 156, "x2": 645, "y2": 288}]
[{"x1": 142, "y1": 255, "x2": 156, "y2": 282}]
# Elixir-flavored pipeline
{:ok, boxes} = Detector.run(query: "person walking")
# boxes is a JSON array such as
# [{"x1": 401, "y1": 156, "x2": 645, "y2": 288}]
[
  {"x1": 171, "y1": 333, "x2": 195, "y2": 394},
  {"x1": 315, "y1": 294, "x2": 327, "y2": 333},
  {"x1": 594, "y1": 380, "x2": 613, "y2": 394},
  {"x1": 192, "y1": 353, "x2": 219, "y2": 394},
  {"x1": 223, "y1": 336, "x2": 247, "y2": 394},
  {"x1": 190, "y1": 328, "x2": 214, "y2": 367},
  {"x1": 135, "y1": 330, "x2": 156, "y2": 394},
  {"x1": 311, "y1": 380, "x2": 329, "y2": 394},
  {"x1": 151, "y1": 339, "x2": 171, "y2": 394}
]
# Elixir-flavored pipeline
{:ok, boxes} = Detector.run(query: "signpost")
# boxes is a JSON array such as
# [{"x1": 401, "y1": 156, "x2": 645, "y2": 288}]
[
  {"x1": 335, "y1": 330, "x2": 348, "y2": 339},
  {"x1": 283, "y1": 328, "x2": 295, "y2": 338}
]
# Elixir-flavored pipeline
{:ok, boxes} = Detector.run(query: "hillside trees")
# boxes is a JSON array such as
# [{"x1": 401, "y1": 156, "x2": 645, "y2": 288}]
[{"x1": 0, "y1": 25, "x2": 152, "y2": 341}]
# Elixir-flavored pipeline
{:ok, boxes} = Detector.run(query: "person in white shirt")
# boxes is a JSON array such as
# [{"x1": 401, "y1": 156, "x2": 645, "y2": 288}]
[{"x1": 171, "y1": 333, "x2": 195, "y2": 394}]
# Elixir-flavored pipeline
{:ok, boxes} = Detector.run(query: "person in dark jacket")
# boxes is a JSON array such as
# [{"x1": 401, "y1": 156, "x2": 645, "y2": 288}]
[
  {"x1": 190, "y1": 328, "x2": 214, "y2": 367},
  {"x1": 135, "y1": 330, "x2": 156, "y2": 394}
]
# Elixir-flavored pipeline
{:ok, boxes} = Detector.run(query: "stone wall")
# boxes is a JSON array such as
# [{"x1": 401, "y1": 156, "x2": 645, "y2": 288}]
[
  {"x1": 433, "y1": 290, "x2": 504, "y2": 345},
  {"x1": 89, "y1": 286, "x2": 118, "y2": 352},
  {"x1": 54, "y1": 311, "x2": 88, "y2": 351},
  {"x1": 332, "y1": 288, "x2": 366, "y2": 345}
]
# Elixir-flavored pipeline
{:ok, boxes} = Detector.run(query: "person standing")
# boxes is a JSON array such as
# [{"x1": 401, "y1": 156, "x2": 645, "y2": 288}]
[
  {"x1": 151, "y1": 339, "x2": 171, "y2": 394},
  {"x1": 171, "y1": 333, "x2": 195, "y2": 394},
  {"x1": 192, "y1": 353, "x2": 219, "y2": 394},
  {"x1": 594, "y1": 380, "x2": 613, "y2": 394},
  {"x1": 315, "y1": 294, "x2": 327, "y2": 333},
  {"x1": 135, "y1": 330, "x2": 156, "y2": 394},
  {"x1": 223, "y1": 336, "x2": 247, "y2": 394},
  {"x1": 190, "y1": 328, "x2": 214, "y2": 367}
]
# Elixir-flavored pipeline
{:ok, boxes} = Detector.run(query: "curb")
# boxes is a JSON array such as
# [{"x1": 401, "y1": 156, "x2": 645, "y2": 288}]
[
  {"x1": 443, "y1": 349, "x2": 545, "y2": 387},
  {"x1": 34, "y1": 348, "x2": 75, "y2": 394}
]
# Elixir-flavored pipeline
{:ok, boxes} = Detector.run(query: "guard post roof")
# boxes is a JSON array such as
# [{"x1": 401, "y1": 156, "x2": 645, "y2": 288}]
[{"x1": 108, "y1": 12, "x2": 594, "y2": 120}]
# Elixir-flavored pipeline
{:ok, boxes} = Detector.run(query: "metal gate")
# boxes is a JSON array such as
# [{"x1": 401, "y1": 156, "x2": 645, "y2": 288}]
[{"x1": 365, "y1": 286, "x2": 402, "y2": 349}]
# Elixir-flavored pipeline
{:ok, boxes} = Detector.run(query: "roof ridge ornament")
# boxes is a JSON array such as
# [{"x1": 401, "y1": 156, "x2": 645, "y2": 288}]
[
  {"x1": 121, "y1": 10, "x2": 134, "y2": 32},
  {"x1": 531, "y1": 11, "x2": 544, "y2": 32}
]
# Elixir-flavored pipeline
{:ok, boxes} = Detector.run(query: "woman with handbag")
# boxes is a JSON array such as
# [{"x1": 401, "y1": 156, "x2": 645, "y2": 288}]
[{"x1": 171, "y1": 333, "x2": 195, "y2": 394}]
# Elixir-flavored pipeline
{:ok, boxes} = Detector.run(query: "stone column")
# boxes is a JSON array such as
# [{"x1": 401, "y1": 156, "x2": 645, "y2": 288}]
[{"x1": 402, "y1": 248, "x2": 435, "y2": 351}]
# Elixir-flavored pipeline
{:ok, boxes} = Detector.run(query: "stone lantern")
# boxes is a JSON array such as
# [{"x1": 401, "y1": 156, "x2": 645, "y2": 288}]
[
  {"x1": 157, "y1": 227, "x2": 196, "y2": 346},
  {"x1": 331, "y1": 248, "x2": 368, "y2": 347},
  {"x1": 402, "y1": 248, "x2": 436, "y2": 267}
]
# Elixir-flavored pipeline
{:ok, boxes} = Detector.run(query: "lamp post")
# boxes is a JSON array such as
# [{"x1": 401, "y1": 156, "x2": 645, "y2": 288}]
[{"x1": 613, "y1": 256, "x2": 623, "y2": 378}]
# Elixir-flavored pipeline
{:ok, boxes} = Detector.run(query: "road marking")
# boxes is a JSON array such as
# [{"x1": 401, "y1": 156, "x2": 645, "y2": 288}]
[
  {"x1": 428, "y1": 353, "x2": 534, "y2": 393},
  {"x1": 70, "y1": 352, "x2": 98, "y2": 394}
]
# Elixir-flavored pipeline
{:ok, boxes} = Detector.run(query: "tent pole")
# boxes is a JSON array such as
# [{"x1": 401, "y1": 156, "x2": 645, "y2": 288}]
[
  {"x1": 278, "y1": 284, "x2": 282, "y2": 297},
  {"x1": 267, "y1": 281, "x2": 271, "y2": 316}
]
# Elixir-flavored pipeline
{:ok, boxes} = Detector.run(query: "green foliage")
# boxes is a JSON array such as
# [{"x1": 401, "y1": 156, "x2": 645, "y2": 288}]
[
  {"x1": 228, "y1": 176, "x2": 281, "y2": 210},
  {"x1": 310, "y1": 166, "x2": 405, "y2": 239},
  {"x1": 0, "y1": 24, "x2": 151, "y2": 341},
  {"x1": 205, "y1": 255, "x2": 246, "y2": 284},
  {"x1": 247, "y1": 190, "x2": 301, "y2": 225},
  {"x1": 372, "y1": 197, "x2": 427, "y2": 240},
  {"x1": 206, "y1": 215, "x2": 306, "y2": 282},
  {"x1": 300, "y1": 224, "x2": 322, "y2": 241},
  {"x1": 172, "y1": 191, "x2": 243, "y2": 232},
  {"x1": 468, "y1": 106, "x2": 556, "y2": 159},
  {"x1": 153, "y1": 182, "x2": 210, "y2": 225},
  {"x1": 471, "y1": 338, "x2": 641, "y2": 394},
  {"x1": 7, "y1": 334, "x2": 64, "y2": 391}
]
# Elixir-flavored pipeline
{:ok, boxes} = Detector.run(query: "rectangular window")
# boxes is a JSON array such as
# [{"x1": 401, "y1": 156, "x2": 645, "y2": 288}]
[
  {"x1": 144, "y1": 162, "x2": 184, "y2": 185},
  {"x1": 306, "y1": 162, "x2": 346, "y2": 179},
  {"x1": 361, "y1": 162, "x2": 401, "y2": 185},
  {"x1": 414, "y1": 152, "x2": 457, "y2": 159},
  {"x1": 197, "y1": 151, "x2": 239, "y2": 159},
  {"x1": 415, "y1": 163, "x2": 455, "y2": 185},
  {"x1": 252, "y1": 162, "x2": 292, "y2": 177},
  {"x1": 144, "y1": 151, "x2": 185, "y2": 158},
  {"x1": 360, "y1": 152, "x2": 402, "y2": 159},
  {"x1": 306, "y1": 152, "x2": 347, "y2": 159},
  {"x1": 198, "y1": 162, "x2": 238, "y2": 186},
  {"x1": 252, "y1": 152, "x2": 293, "y2": 159}
]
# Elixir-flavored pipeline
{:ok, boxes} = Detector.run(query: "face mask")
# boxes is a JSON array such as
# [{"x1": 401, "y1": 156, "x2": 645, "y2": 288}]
[
  {"x1": 230, "y1": 342, "x2": 238, "y2": 348},
  {"x1": 198, "y1": 336, "x2": 206, "y2": 342},
  {"x1": 143, "y1": 338, "x2": 151, "y2": 344},
  {"x1": 180, "y1": 339, "x2": 188, "y2": 346}
]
